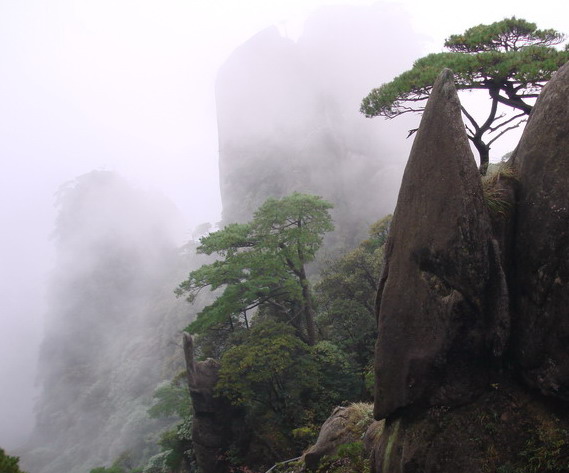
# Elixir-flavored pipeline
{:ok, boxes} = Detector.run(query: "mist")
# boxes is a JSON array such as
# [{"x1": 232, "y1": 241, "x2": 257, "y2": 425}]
[
  {"x1": 22, "y1": 171, "x2": 202, "y2": 473},
  {"x1": 1, "y1": 0, "x2": 568, "y2": 469},
  {"x1": 216, "y1": 3, "x2": 422, "y2": 248}
]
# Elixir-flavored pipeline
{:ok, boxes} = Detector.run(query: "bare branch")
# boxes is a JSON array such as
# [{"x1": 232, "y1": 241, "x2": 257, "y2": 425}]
[
  {"x1": 460, "y1": 105, "x2": 480, "y2": 132},
  {"x1": 479, "y1": 93, "x2": 500, "y2": 131},
  {"x1": 464, "y1": 123, "x2": 475, "y2": 138},
  {"x1": 384, "y1": 108, "x2": 425, "y2": 119},
  {"x1": 488, "y1": 112, "x2": 526, "y2": 134},
  {"x1": 488, "y1": 119, "x2": 528, "y2": 146}
]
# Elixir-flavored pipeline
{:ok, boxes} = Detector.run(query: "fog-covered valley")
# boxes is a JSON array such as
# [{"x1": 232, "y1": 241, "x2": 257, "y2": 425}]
[{"x1": 2, "y1": 1, "x2": 568, "y2": 472}]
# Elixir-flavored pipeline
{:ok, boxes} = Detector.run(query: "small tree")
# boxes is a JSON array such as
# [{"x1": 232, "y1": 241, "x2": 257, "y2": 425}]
[
  {"x1": 0, "y1": 448, "x2": 27, "y2": 473},
  {"x1": 361, "y1": 17, "x2": 569, "y2": 173},
  {"x1": 315, "y1": 215, "x2": 391, "y2": 393},
  {"x1": 216, "y1": 321, "x2": 318, "y2": 420},
  {"x1": 176, "y1": 193, "x2": 334, "y2": 346},
  {"x1": 215, "y1": 321, "x2": 360, "y2": 466}
]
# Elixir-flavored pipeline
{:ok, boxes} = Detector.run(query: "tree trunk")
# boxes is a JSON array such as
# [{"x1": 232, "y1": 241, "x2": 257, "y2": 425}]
[
  {"x1": 470, "y1": 135, "x2": 490, "y2": 175},
  {"x1": 299, "y1": 266, "x2": 317, "y2": 346}
]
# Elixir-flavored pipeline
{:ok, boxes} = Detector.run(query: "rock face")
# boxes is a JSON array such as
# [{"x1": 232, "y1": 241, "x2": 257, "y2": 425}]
[
  {"x1": 183, "y1": 334, "x2": 240, "y2": 473},
  {"x1": 371, "y1": 378, "x2": 569, "y2": 473},
  {"x1": 20, "y1": 172, "x2": 191, "y2": 473},
  {"x1": 215, "y1": 4, "x2": 423, "y2": 246},
  {"x1": 511, "y1": 61, "x2": 569, "y2": 399},
  {"x1": 373, "y1": 69, "x2": 507, "y2": 420},
  {"x1": 302, "y1": 403, "x2": 379, "y2": 471},
  {"x1": 370, "y1": 63, "x2": 569, "y2": 473}
]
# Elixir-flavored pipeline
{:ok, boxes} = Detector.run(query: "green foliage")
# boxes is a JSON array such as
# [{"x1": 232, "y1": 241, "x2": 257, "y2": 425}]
[
  {"x1": 145, "y1": 377, "x2": 194, "y2": 473},
  {"x1": 316, "y1": 441, "x2": 370, "y2": 473},
  {"x1": 495, "y1": 421, "x2": 569, "y2": 473},
  {"x1": 90, "y1": 467, "x2": 126, "y2": 473},
  {"x1": 361, "y1": 46, "x2": 567, "y2": 118},
  {"x1": 175, "y1": 199, "x2": 393, "y2": 471},
  {"x1": 0, "y1": 448, "x2": 27, "y2": 473},
  {"x1": 291, "y1": 425, "x2": 319, "y2": 445},
  {"x1": 310, "y1": 341, "x2": 360, "y2": 416},
  {"x1": 518, "y1": 422, "x2": 569, "y2": 473},
  {"x1": 177, "y1": 193, "x2": 334, "y2": 347},
  {"x1": 214, "y1": 321, "x2": 363, "y2": 468},
  {"x1": 89, "y1": 452, "x2": 143, "y2": 473},
  {"x1": 142, "y1": 451, "x2": 172, "y2": 473},
  {"x1": 216, "y1": 320, "x2": 318, "y2": 418},
  {"x1": 216, "y1": 322, "x2": 360, "y2": 421},
  {"x1": 361, "y1": 17, "x2": 569, "y2": 173},
  {"x1": 147, "y1": 376, "x2": 192, "y2": 419},
  {"x1": 316, "y1": 216, "x2": 391, "y2": 387},
  {"x1": 445, "y1": 17, "x2": 565, "y2": 53}
]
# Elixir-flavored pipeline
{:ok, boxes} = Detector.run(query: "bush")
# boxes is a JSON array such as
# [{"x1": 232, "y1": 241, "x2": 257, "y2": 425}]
[{"x1": 0, "y1": 448, "x2": 27, "y2": 473}]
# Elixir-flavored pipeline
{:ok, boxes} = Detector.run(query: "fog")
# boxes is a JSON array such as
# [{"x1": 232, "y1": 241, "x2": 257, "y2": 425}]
[
  {"x1": 21, "y1": 171, "x2": 203, "y2": 473},
  {"x1": 1, "y1": 0, "x2": 568, "y2": 462}
]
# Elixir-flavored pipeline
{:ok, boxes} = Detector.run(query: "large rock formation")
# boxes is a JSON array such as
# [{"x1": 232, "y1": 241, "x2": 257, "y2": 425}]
[
  {"x1": 183, "y1": 333, "x2": 242, "y2": 473},
  {"x1": 302, "y1": 403, "x2": 380, "y2": 471},
  {"x1": 511, "y1": 61, "x2": 569, "y2": 399},
  {"x1": 373, "y1": 69, "x2": 508, "y2": 420},
  {"x1": 215, "y1": 4, "x2": 422, "y2": 246},
  {"x1": 20, "y1": 172, "x2": 192, "y2": 473},
  {"x1": 369, "y1": 63, "x2": 569, "y2": 472},
  {"x1": 371, "y1": 377, "x2": 569, "y2": 473}
]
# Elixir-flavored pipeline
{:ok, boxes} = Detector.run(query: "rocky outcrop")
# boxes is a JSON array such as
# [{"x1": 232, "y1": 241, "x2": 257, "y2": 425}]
[
  {"x1": 20, "y1": 172, "x2": 191, "y2": 473},
  {"x1": 511, "y1": 61, "x2": 569, "y2": 400},
  {"x1": 215, "y1": 5, "x2": 422, "y2": 246},
  {"x1": 369, "y1": 63, "x2": 569, "y2": 473},
  {"x1": 183, "y1": 333, "x2": 240, "y2": 473},
  {"x1": 371, "y1": 377, "x2": 569, "y2": 473},
  {"x1": 302, "y1": 403, "x2": 379, "y2": 471},
  {"x1": 373, "y1": 69, "x2": 508, "y2": 420}
]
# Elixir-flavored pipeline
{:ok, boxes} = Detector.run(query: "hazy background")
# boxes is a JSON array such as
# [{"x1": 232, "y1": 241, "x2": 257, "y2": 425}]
[{"x1": 1, "y1": 0, "x2": 568, "y2": 450}]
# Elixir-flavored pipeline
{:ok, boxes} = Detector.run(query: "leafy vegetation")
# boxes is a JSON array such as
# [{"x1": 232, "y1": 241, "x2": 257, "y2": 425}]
[
  {"x1": 0, "y1": 448, "x2": 27, "y2": 473},
  {"x1": 88, "y1": 452, "x2": 144, "y2": 473},
  {"x1": 315, "y1": 215, "x2": 391, "y2": 396},
  {"x1": 314, "y1": 441, "x2": 371, "y2": 473},
  {"x1": 172, "y1": 194, "x2": 393, "y2": 470},
  {"x1": 145, "y1": 378, "x2": 195, "y2": 473},
  {"x1": 361, "y1": 17, "x2": 569, "y2": 173},
  {"x1": 147, "y1": 376, "x2": 192, "y2": 420},
  {"x1": 216, "y1": 321, "x2": 318, "y2": 414},
  {"x1": 176, "y1": 192, "x2": 334, "y2": 348},
  {"x1": 517, "y1": 422, "x2": 569, "y2": 473}
]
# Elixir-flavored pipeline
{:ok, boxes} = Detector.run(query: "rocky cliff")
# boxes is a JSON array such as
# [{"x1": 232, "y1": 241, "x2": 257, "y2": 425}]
[
  {"x1": 215, "y1": 4, "x2": 421, "y2": 247},
  {"x1": 20, "y1": 172, "x2": 202, "y2": 473},
  {"x1": 369, "y1": 64, "x2": 569, "y2": 472},
  {"x1": 182, "y1": 334, "x2": 244, "y2": 473}
]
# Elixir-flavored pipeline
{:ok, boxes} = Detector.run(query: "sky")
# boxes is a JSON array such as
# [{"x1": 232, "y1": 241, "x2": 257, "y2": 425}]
[{"x1": 1, "y1": 0, "x2": 568, "y2": 450}]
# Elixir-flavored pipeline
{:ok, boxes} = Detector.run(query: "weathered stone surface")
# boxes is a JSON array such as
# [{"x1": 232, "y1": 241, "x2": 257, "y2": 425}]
[
  {"x1": 374, "y1": 69, "x2": 506, "y2": 420},
  {"x1": 371, "y1": 378, "x2": 569, "y2": 473},
  {"x1": 511, "y1": 61, "x2": 569, "y2": 399},
  {"x1": 183, "y1": 333, "x2": 234, "y2": 473},
  {"x1": 363, "y1": 420, "x2": 385, "y2": 456},
  {"x1": 302, "y1": 403, "x2": 377, "y2": 471}
]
